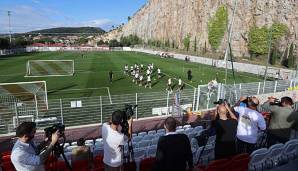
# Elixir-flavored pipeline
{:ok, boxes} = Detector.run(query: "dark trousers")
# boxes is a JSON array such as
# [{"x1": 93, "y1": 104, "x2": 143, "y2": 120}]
[
  {"x1": 267, "y1": 132, "x2": 289, "y2": 147},
  {"x1": 237, "y1": 138, "x2": 256, "y2": 154}
]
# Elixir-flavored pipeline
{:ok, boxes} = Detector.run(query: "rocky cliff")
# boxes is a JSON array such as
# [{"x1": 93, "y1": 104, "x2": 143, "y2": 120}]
[{"x1": 100, "y1": 0, "x2": 297, "y2": 57}]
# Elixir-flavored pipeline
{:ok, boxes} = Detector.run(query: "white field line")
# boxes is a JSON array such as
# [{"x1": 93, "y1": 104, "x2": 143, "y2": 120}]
[{"x1": 106, "y1": 87, "x2": 112, "y2": 104}]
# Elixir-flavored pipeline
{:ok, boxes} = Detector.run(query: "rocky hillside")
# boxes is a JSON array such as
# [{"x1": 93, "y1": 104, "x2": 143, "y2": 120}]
[{"x1": 102, "y1": 0, "x2": 297, "y2": 57}]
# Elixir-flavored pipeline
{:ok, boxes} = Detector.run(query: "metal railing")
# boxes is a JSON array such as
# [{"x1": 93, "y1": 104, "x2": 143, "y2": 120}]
[{"x1": 0, "y1": 79, "x2": 296, "y2": 135}]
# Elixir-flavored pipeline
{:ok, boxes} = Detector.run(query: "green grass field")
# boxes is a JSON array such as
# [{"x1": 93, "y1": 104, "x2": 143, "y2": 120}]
[{"x1": 0, "y1": 51, "x2": 263, "y2": 99}]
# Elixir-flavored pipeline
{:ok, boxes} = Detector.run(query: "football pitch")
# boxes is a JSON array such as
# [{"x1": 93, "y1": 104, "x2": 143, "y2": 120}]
[{"x1": 0, "y1": 51, "x2": 263, "y2": 99}]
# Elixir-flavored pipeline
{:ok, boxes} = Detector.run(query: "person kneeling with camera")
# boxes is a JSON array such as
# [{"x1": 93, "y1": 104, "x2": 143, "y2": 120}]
[
  {"x1": 102, "y1": 110, "x2": 132, "y2": 171},
  {"x1": 11, "y1": 122, "x2": 59, "y2": 171}
]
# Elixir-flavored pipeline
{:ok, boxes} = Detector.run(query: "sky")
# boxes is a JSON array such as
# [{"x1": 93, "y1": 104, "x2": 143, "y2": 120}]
[{"x1": 0, "y1": 0, "x2": 148, "y2": 33}]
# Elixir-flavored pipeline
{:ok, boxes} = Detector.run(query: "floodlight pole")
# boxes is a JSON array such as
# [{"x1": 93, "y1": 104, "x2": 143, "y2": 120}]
[
  {"x1": 263, "y1": 27, "x2": 273, "y2": 82},
  {"x1": 224, "y1": 0, "x2": 238, "y2": 84},
  {"x1": 7, "y1": 11, "x2": 12, "y2": 44}
]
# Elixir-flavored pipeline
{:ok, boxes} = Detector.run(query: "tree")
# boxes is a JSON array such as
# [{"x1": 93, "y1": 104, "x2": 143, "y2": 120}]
[
  {"x1": 194, "y1": 36, "x2": 197, "y2": 52},
  {"x1": 183, "y1": 34, "x2": 191, "y2": 51},
  {"x1": 269, "y1": 48, "x2": 277, "y2": 65},
  {"x1": 97, "y1": 40, "x2": 106, "y2": 46},
  {"x1": 288, "y1": 43, "x2": 295, "y2": 68},
  {"x1": 208, "y1": 5, "x2": 228, "y2": 51},
  {"x1": 108, "y1": 39, "x2": 121, "y2": 47},
  {"x1": 0, "y1": 38, "x2": 9, "y2": 49},
  {"x1": 172, "y1": 40, "x2": 175, "y2": 48}
]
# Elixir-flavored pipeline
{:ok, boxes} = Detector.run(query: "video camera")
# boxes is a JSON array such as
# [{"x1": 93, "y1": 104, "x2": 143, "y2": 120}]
[
  {"x1": 269, "y1": 98, "x2": 281, "y2": 106},
  {"x1": 120, "y1": 104, "x2": 138, "y2": 136},
  {"x1": 44, "y1": 123, "x2": 65, "y2": 140},
  {"x1": 214, "y1": 99, "x2": 227, "y2": 105}
]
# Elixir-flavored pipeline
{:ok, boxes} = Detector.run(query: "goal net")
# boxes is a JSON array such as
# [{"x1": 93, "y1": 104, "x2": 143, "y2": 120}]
[{"x1": 25, "y1": 60, "x2": 74, "y2": 77}]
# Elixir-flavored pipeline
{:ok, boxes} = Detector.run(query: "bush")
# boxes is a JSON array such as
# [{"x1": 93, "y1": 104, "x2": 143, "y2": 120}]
[
  {"x1": 120, "y1": 34, "x2": 142, "y2": 47},
  {"x1": 288, "y1": 43, "x2": 295, "y2": 68},
  {"x1": 183, "y1": 34, "x2": 190, "y2": 51},
  {"x1": 248, "y1": 23, "x2": 288, "y2": 56},
  {"x1": 109, "y1": 39, "x2": 121, "y2": 47},
  {"x1": 0, "y1": 38, "x2": 10, "y2": 49},
  {"x1": 208, "y1": 5, "x2": 228, "y2": 51}
]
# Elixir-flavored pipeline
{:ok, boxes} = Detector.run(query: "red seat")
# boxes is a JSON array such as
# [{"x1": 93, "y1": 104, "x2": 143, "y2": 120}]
[
  {"x1": 203, "y1": 159, "x2": 229, "y2": 171},
  {"x1": 72, "y1": 159, "x2": 90, "y2": 171},
  {"x1": 1, "y1": 151, "x2": 12, "y2": 157},
  {"x1": 1, "y1": 155, "x2": 11, "y2": 162},
  {"x1": 140, "y1": 157, "x2": 156, "y2": 171},
  {"x1": 1, "y1": 161, "x2": 16, "y2": 171},
  {"x1": 93, "y1": 155, "x2": 104, "y2": 169},
  {"x1": 227, "y1": 153, "x2": 250, "y2": 171}
]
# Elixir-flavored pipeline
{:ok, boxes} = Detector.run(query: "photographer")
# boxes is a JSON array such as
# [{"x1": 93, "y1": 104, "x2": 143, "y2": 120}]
[
  {"x1": 259, "y1": 96, "x2": 296, "y2": 145},
  {"x1": 213, "y1": 101, "x2": 238, "y2": 159},
  {"x1": 234, "y1": 97, "x2": 266, "y2": 154},
  {"x1": 102, "y1": 110, "x2": 132, "y2": 171},
  {"x1": 11, "y1": 122, "x2": 59, "y2": 171}
]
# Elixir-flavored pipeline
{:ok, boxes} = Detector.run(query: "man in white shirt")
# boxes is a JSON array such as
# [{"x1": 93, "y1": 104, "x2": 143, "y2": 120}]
[
  {"x1": 234, "y1": 97, "x2": 266, "y2": 154},
  {"x1": 11, "y1": 122, "x2": 59, "y2": 171},
  {"x1": 157, "y1": 68, "x2": 161, "y2": 79},
  {"x1": 139, "y1": 75, "x2": 143, "y2": 86},
  {"x1": 145, "y1": 76, "x2": 152, "y2": 88},
  {"x1": 102, "y1": 110, "x2": 132, "y2": 171},
  {"x1": 178, "y1": 78, "x2": 183, "y2": 90},
  {"x1": 167, "y1": 78, "x2": 172, "y2": 92}
]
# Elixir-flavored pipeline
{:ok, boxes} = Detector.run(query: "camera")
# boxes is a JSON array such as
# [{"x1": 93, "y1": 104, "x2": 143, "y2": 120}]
[
  {"x1": 214, "y1": 99, "x2": 227, "y2": 105},
  {"x1": 269, "y1": 98, "x2": 281, "y2": 106},
  {"x1": 120, "y1": 104, "x2": 137, "y2": 136},
  {"x1": 44, "y1": 123, "x2": 65, "y2": 139}
]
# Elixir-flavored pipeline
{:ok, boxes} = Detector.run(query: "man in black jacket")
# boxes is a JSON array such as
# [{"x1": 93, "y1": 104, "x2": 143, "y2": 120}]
[{"x1": 155, "y1": 117, "x2": 194, "y2": 171}]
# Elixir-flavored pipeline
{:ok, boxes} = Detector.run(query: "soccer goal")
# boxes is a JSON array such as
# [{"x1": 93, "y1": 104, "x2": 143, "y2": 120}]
[
  {"x1": 0, "y1": 81, "x2": 48, "y2": 110},
  {"x1": 25, "y1": 60, "x2": 74, "y2": 77}
]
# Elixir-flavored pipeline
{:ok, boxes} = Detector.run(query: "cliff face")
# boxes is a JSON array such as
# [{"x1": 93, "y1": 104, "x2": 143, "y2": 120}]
[{"x1": 103, "y1": 0, "x2": 297, "y2": 57}]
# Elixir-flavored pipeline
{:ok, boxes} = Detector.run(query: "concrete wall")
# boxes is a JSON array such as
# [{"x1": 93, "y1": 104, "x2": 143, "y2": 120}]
[{"x1": 134, "y1": 48, "x2": 297, "y2": 80}]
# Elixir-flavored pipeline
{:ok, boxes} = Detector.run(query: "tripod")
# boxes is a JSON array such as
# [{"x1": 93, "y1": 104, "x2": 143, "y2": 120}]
[{"x1": 48, "y1": 139, "x2": 72, "y2": 171}]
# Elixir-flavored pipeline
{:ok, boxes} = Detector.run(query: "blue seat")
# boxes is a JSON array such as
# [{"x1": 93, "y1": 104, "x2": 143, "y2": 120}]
[
  {"x1": 249, "y1": 148, "x2": 269, "y2": 171},
  {"x1": 282, "y1": 139, "x2": 298, "y2": 162},
  {"x1": 266, "y1": 143, "x2": 284, "y2": 168}
]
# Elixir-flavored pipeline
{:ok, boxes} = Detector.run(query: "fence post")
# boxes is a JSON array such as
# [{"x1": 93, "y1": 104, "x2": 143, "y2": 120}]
[
  {"x1": 166, "y1": 91, "x2": 170, "y2": 115},
  {"x1": 262, "y1": 81, "x2": 266, "y2": 94},
  {"x1": 239, "y1": 83, "x2": 242, "y2": 97},
  {"x1": 196, "y1": 85, "x2": 201, "y2": 111},
  {"x1": 274, "y1": 81, "x2": 278, "y2": 93},
  {"x1": 14, "y1": 102, "x2": 19, "y2": 128},
  {"x1": 192, "y1": 88, "x2": 196, "y2": 111},
  {"x1": 217, "y1": 83, "x2": 221, "y2": 101},
  {"x1": 290, "y1": 79, "x2": 293, "y2": 88},
  {"x1": 34, "y1": 95, "x2": 39, "y2": 120},
  {"x1": 60, "y1": 99, "x2": 64, "y2": 124},
  {"x1": 135, "y1": 93, "x2": 138, "y2": 120},
  {"x1": 100, "y1": 96, "x2": 103, "y2": 124},
  {"x1": 257, "y1": 82, "x2": 261, "y2": 95}
]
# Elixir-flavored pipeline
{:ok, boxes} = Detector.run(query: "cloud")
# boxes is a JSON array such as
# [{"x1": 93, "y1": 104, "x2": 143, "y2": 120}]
[
  {"x1": 31, "y1": 0, "x2": 40, "y2": 4},
  {"x1": 0, "y1": 5, "x2": 116, "y2": 33}
]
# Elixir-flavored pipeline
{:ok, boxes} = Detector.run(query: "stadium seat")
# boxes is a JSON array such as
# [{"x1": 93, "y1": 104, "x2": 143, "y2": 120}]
[
  {"x1": 249, "y1": 148, "x2": 269, "y2": 171},
  {"x1": 151, "y1": 137, "x2": 159, "y2": 146},
  {"x1": 1, "y1": 151, "x2": 12, "y2": 156},
  {"x1": 282, "y1": 139, "x2": 298, "y2": 162},
  {"x1": 71, "y1": 142, "x2": 77, "y2": 146},
  {"x1": 148, "y1": 130, "x2": 156, "y2": 135},
  {"x1": 157, "y1": 129, "x2": 165, "y2": 134},
  {"x1": 138, "y1": 132, "x2": 147, "y2": 137},
  {"x1": 138, "y1": 140, "x2": 151, "y2": 149},
  {"x1": 191, "y1": 138, "x2": 199, "y2": 153},
  {"x1": 132, "y1": 133, "x2": 138, "y2": 137},
  {"x1": 227, "y1": 153, "x2": 250, "y2": 171},
  {"x1": 85, "y1": 139, "x2": 94, "y2": 145},
  {"x1": 134, "y1": 148, "x2": 146, "y2": 162},
  {"x1": 266, "y1": 143, "x2": 284, "y2": 168},
  {"x1": 188, "y1": 132, "x2": 197, "y2": 141},
  {"x1": 140, "y1": 157, "x2": 156, "y2": 171},
  {"x1": 177, "y1": 126, "x2": 183, "y2": 129},
  {"x1": 1, "y1": 161, "x2": 16, "y2": 171},
  {"x1": 93, "y1": 155, "x2": 104, "y2": 169},
  {"x1": 132, "y1": 136, "x2": 143, "y2": 143},
  {"x1": 202, "y1": 159, "x2": 229, "y2": 171},
  {"x1": 196, "y1": 145, "x2": 214, "y2": 165},
  {"x1": 207, "y1": 135, "x2": 216, "y2": 147},
  {"x1": 1, "y1": 155, "x2": 11, "y2": 162},
  {"x1": 183, "y1": 124, "x2": 191, "y2": 129},
  {"x1": 71, "y1": 159, "x2": 90, "y2": 171},
  {"x1": 146, "y1": 145, "x2": 157, "y2": 157},
  {"x1": 95, "y1": 138, "x2": 103, "y2": 143},
  {"x1": 143, "y1": 135, "x2": 154, "y2": 141},
  {"x1": 176, "y1": 128, "x2": 184, "y2": 134},
  {"x1": 194, "y1": 126, "x2": 203, "y2": 132}
]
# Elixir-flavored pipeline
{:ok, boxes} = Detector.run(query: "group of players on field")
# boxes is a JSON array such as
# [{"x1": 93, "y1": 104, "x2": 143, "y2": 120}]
[{"x1": 122, "y1": 63, "x2": 192, "y2": 92}]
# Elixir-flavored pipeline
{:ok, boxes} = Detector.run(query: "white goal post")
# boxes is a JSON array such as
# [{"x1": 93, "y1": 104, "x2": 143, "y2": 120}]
[{"x1": 25, "y1": 60, "x2": 74, "y2": 77}]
